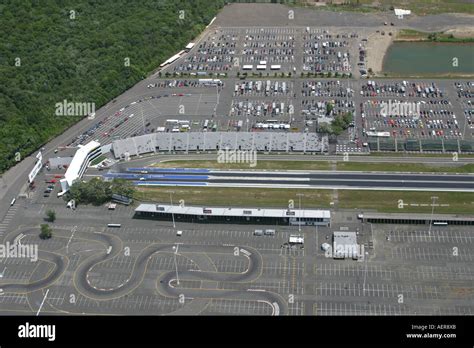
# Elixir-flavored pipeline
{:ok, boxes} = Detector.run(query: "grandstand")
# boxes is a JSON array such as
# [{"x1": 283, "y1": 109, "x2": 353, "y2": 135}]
[{"x1": 111, "y1": 132, "x2": 328, "y2": 158}]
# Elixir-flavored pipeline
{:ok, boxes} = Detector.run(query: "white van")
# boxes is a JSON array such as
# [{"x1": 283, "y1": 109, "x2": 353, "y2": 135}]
[
  {"x1": 254, "y1": 229, "x2": 263, "y2": 236},
  {"x1": 264, "y1": 229, "x2": 275, "y2": 236}
]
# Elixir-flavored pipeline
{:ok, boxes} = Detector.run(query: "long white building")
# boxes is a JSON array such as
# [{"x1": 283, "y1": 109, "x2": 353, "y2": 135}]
[
  {"x1": 134, "y1": 203, "x2": 331, "y2": 226},
  {"x1": 59, "y1": 140, "x2": 101, "y2": 195}
]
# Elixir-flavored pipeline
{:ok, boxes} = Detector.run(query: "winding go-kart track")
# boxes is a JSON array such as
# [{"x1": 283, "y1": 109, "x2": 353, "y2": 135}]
[{"x1": 1, "y1": 226, "x2": 286, "y2": 316}]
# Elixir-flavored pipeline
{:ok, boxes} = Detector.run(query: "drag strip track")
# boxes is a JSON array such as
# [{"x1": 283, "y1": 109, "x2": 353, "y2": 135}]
[{"x1": 109, "y1": 168, "x2": 474, "y2": 192}]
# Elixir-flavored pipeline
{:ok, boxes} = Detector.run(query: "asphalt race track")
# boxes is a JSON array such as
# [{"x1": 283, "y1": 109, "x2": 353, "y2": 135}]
[
  {"x1": 105, "y1": 168, "x2": 474, "y2": 192},
  {"x1": 1, "y1": 227, "x2": 286, "y2": 315}
]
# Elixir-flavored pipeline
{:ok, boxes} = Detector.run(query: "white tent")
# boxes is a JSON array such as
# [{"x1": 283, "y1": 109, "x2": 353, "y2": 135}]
[{"x1": 394, "y1": 8, "x2": 411, "y2": 19}]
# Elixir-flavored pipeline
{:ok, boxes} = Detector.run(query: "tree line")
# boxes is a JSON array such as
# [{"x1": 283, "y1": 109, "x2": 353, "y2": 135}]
[{"x1": 0, "y1": 0, "x2": 227, "y2": 173}]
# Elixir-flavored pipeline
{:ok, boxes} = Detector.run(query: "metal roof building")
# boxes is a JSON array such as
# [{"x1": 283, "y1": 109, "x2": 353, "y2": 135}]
[
  {"x1": 333, "y1": 231, "x2": 361, "y2": 260},
  {"x1": 134, "y1": 203, "x2": 331, "y2": 226},
  {"x1": 359, "y1": 212, "x2": 474, "y2": 226}
]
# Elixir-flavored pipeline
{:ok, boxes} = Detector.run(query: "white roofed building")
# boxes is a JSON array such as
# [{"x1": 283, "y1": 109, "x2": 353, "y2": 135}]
[
  {"x1": 394, "y1": 8, "x2": 411, "y2": 18},
  {"x1": 134, "y1": 203, "x2": 331, "y2": 226},
  {"x1": 59, "y1": 140, "x2": 101, "y2": 195}
]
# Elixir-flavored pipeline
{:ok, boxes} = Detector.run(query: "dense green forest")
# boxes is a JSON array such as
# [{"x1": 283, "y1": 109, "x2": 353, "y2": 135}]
[{"x1": 0, "y1": 0, "x2": 228, "y2": 173}]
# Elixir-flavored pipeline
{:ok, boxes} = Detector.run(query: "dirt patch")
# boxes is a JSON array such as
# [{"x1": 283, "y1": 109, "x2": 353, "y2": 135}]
[
  {"x1": 366, "y1": 30, "x2": 397, "y2": 74},
  {"x1": 444, "y1": 26, "x2": 474, "y2": 38}
]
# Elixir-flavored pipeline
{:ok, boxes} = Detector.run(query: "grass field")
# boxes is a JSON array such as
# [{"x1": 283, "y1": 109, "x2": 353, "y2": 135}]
[
  {"x1": 312, "y1": 0, "x2": 474, "y2": 15},
  {"x1": 368, "y1": 153, "x2": 474, "y2": 158},
  {"x1": 153, "y1": 159, "x2": 474, "y2": 173},
  {"x1": 90, "y1": 155, "x2": 107, "y2": 166},
  {"x1": 154, "y1": 160, "x2": 331, "y2": 170},
  {"x1": 397, "y1": 29, "x2": 474, "y2": 42},
  {"x1": 136, "y1": 187, "x2": 333, "y2": 208},
  {"x1": 338, "y1": 190, "x2": 474, "y2": 214},
  {"x1": 135, "y1": 187, "x2": 474, "y2": 214},
  {"x1": 337, "y1": 162, "x2": 474, "y2": 173}
]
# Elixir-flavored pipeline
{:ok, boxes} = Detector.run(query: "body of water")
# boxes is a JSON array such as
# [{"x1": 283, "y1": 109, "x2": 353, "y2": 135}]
[{"x1": 383, "y1": 42, "x2": 474, "y2": 75}]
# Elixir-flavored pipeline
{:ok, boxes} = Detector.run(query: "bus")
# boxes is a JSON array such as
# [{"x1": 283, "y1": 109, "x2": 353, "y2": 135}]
[
  {"x1": 107, "y1": 223, "x2": 121, "y2": 228},
  {"x1": 111, "y1": 194, "x2": 132, "y2": 206},
  {"x1": 432, "y1": 221, "x2": 448, "y2": 226}
]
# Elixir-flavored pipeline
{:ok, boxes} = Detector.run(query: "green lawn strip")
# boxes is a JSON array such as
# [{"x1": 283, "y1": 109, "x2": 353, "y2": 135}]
[
  {"x1": 367, "y1": 153, "x2": 474, "y2": 158},
  {"x1": 90, "y1": 155, "x2": 107, "y2": 166},
  {"x1": 135, "y1": 187, "x2": 333, "y2": 208},
  {"x1": 321, "y1": 0, "x2": 474, "y2": 15},
  {"x1": 152, "y1": 160, "x2": 473, "y2": 173},
  {"x1": 338, "y1": 190, "x2": 474, "y2": 214},
  {"x1": 336, "y1": 162, "x2": 474, "y2": 173},
  {"x1": 135, "y1": 187, "x2": 474, "y2": 215},
  {"x1": 153, "y1": 160, "x2": 332, "y2": 170},
  {"x1": 397, "y1": 29, "x2": 474, "y2": 42}
]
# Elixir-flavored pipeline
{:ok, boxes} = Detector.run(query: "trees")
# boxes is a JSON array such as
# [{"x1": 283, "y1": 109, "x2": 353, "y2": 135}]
[
  {"x1": 110, "y1": 179, "x2": 135, "y2": 198},
  {"x1": 0, "y1": 1, "x2": 227, "y2": 174},
  {"x1": 66, "y1": 178, "x2": 135, "y2": 206},
  {"x1": 319, "y1": 112, "x2": 353, "y2": 136},
  {"x1": 40, "y1": 224, "x2": 52, "y2": 240},
  {"x1": 326, "y1": 102, "x2": 334, "y2": 116},
  {"x1": 46, "y1": 209, "x2": 56, "y2": 223}
]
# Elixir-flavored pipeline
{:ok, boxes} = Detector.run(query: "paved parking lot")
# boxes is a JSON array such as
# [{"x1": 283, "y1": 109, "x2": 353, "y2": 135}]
[
  {"x1": 1, "y1": 188, "x2": 474, "y2": 316},
  {"x1": 56, "y1": 73, "x2": 474, "y2": 158},
  {"x1": 358, "y1": 79, "x2": 474, "y2": 152},
  {"x1": 167, "y1": 26, "x2": 362, "y2": 77}
]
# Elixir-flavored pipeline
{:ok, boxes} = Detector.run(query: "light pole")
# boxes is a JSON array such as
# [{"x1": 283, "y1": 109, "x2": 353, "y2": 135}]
[
  {"x1": 170, "y1": 192, "x2": 176, "y2": 229},
  {"x1": 213, "y1": 83, "x2": 220, "y2": 117},
  {"x1": 362, "y1": 250, "x2": 369, "y2": 295},
  {"x1": 172, "y1": 245, "x2": 180, "y2": 286},
  {"x1": 428, "y1": 196, "x2": 438, "y2": 237},
  {"x1": 296, "y1": 193, "x2": 304, "y2": 233},
  {"x1": 140, "y1": 104, "x2": 145, "y2": 134}
]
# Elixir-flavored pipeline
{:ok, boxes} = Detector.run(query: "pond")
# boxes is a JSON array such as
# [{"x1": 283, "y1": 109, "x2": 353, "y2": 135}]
[{"x1": 383, "y1": 42, "x2": 474, "y2": 75}]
